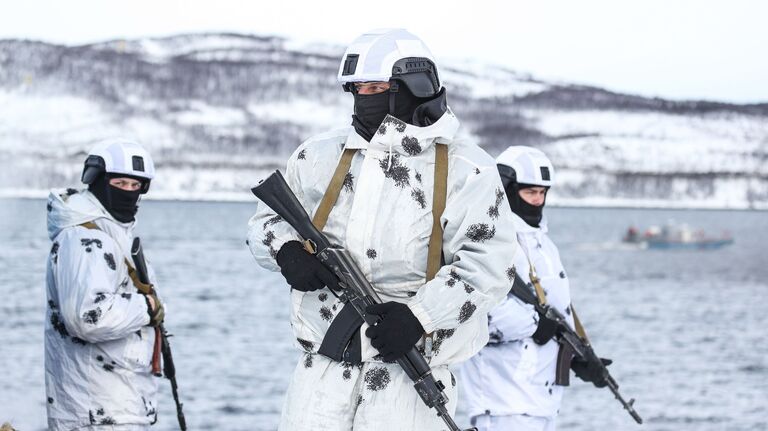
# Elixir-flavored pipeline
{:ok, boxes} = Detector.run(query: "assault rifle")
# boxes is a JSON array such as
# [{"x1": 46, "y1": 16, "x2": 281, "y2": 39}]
[
  {"x1": 252, "y1": 171, "x2": 476, "y2": 431},
  {"x1": 131, "y1": 238, "x2": 187, "y2": 431},
  {"x1": 509, "y1": 275, "x2": 643, "y2": 424}
]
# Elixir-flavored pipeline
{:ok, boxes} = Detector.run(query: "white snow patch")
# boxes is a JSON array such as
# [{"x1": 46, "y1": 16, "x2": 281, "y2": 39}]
[{"x1": 247, "y1": 99, "x2": 351, "y2": 130}]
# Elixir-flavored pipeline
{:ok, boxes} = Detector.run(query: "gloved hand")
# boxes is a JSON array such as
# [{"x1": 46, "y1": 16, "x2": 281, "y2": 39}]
[
  {"x1": 531, "y1": 314, "x2": 559, "y2": 345},
  {"x1": 365, "y1": 302, "x2": 425, "y2": 362},
  {"x1": 143, "y1": 290, "x2": 164, "y2": 327},
  {"x1": 276, "y1": 241, "x2": 339, "y2": 292},
  {"x1": 572, "y1": 357, "x2": 613, "y2": 387}
]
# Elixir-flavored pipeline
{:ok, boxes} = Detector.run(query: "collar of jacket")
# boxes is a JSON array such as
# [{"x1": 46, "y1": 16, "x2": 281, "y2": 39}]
[
  {"x1": 509, "y1": 210, "x2": 549, "y2": 235},
  {"x1": 344, "y1": 107, "x2": 460, "y2": 156}
]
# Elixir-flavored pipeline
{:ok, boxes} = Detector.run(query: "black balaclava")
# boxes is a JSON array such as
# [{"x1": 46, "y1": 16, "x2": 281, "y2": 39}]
[
  {"x1": 351, "y1": 82, "x2": 447, "y2": 141},
  {"x1": 507, "y1": 183, "x2": 548, "y2": 228},
  {"x1": 89, "y1": 173, "x2": 143, "y2": 223}
]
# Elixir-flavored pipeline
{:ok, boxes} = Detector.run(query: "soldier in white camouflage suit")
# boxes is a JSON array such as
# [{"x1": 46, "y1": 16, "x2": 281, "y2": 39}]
[
  {"x1": 45, "y1": 139, "x2": 164, "y2": 430},
  {"x1": 460, "y1": 146, "x2": 613, "y2": 431},
  {"x1": 248, "y1": 29, "x2": 518, "y2": 430}
]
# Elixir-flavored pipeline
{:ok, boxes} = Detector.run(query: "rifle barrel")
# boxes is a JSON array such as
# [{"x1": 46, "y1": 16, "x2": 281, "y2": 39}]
[{"x1": 606, "y1": 378, "x2": 643, "y2": 424}]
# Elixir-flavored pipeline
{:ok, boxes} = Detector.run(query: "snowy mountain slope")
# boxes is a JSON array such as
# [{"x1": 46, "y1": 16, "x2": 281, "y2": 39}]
[{"x1": 0, "y1": 33, "x2": 766, "y2": 208}]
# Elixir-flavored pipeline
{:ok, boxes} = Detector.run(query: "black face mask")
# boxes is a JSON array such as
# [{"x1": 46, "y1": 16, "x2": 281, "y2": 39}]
[
  {"x1": 89, "y1": 174, "x2": 142, "y2": 223},
  {"x1": 350, "y1": 84, "x2": 446, "y2": 141},
  {"x1": 507, "y1": 184, "x2": 547, "y2": 228},
  {"x1": 351, "y1": 91, "x2": 391, "y2": 141}
]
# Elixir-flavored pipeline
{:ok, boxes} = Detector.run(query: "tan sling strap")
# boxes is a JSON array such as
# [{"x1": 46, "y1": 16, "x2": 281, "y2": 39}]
[
  {"x1": 312, "y1": 148, "x2": 358, "y2": 231},
  {"x1": 570, "y1": 306, "x2": 589, "y2": 342},
  {"x1": 425, "y1": 143, "x2": 448, "y2": 282},
  {"x1": 527, "y1": 261, "x2": 549, "y2": 307},
  {"x1": 421, "y1": 143, "x2": 448, "y2": 358},
  {"x1": 525, "y1": 253, "x2": 588, "y2": 340}
]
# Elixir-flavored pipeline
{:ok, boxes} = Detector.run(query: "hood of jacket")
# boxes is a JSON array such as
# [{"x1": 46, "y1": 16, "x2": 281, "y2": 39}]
[{"x1": 47, "y1": 189, "x2": 135, "y2": 250}]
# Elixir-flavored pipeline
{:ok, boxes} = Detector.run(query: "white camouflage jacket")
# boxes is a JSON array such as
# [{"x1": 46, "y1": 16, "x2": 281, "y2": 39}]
[
  {"x1": 45, "y1": 189, "x2": 159, "y2": 429},
  {"x1": 247, "y1": 111, "x2": 517, "y2": 366},
  {"x1": 460, "y1": 212, "x2": 575, "y2": 418}
]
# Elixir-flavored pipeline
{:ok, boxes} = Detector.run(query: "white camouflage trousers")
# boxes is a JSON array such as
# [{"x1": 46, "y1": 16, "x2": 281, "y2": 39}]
[
  {"x1": 471, "y1": 413, "x2": 557, "y2": 431},
  {"x1": 279, "y1": 353, "x2": 458, "y2": 431}
]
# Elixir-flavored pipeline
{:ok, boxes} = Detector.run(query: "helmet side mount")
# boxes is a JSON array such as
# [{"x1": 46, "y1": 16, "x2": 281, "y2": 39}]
[
  {"x1": 341, "y1": 54, "x2": 359, "y2": 76},
  {"x1": 81, "y1": 155, "x2": 106, "y2": 185},
  {"x1": 132, "y1": 155, "x2": 145, "y2": 172},
  {"x1": 497, "y1": 164, "x2": 517, "y2": 190},
  {"x1": 540, "y1": 166, "x2": 551, "y2": 181}
]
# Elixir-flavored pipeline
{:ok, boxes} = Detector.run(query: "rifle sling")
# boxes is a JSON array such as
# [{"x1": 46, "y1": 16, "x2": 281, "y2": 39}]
[
  {"x1": 423, "y1": 143, "x2": 448, "y2": 357},
  {"x1": 570, "y1": 306, "x2": 589, "y2": 342},
  {"x1": 314, "y1": 144, "x2": 449, "y2": 363},
  {"x1": 426, "y1": 143, "x2": 448, "y2": 281},
  {"x1": 311, "y1": 148, "x2": 358, "y2": 232}
]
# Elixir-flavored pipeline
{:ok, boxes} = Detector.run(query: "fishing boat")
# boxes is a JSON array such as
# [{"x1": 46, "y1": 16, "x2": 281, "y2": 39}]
[{"x1": 623, "y1": 222, "x2": 734, "y2": 250}]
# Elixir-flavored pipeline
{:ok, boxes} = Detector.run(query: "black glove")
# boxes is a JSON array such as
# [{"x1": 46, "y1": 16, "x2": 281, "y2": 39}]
[
  {"x1": 572, "y1": 357, "x2": 613, "y2": 387},
  {"x1": 531, "y1": 315, "x2": 558, "y2": 345},
  {"x1": 364, "y1": 302, "x2": 425, "y2": 362},
  {"x1": 276, "y1": 241, "x2": 339, "y2": 292}
]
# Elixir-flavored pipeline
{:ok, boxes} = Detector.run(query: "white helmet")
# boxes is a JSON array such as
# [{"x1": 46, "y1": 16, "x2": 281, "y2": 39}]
[
  {"x1": 496, "y1": 146, "x2": 554, "y2": 188},
  {"x1": 337, "y1": 28, "x2": 441, "y2": 97},
  {"x1": 81, "y1": 138, "x2": 155, "y2": 193}
]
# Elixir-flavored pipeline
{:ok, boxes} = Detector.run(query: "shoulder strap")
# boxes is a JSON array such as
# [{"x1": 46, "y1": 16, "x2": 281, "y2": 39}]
[
  {"x1": 312, "y1": 148, "x2": 358, "y2": 231},
  {"x1": 426, "y1": 143, "x2": 448, "y2": 282},
  {"x1": 422, "y1": 143, "x2": 449, "y2": 358}
]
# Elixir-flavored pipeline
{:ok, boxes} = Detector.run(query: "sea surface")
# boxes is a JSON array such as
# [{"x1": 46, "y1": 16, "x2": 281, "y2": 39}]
[{"x1": 1, "y1": 198, "x2": 766, "y2": 431}]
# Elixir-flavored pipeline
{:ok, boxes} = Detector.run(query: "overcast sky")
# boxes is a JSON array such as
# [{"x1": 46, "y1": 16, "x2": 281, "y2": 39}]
[{"x1": 2, "y1": 0, "x2": 766, "y2": 103}]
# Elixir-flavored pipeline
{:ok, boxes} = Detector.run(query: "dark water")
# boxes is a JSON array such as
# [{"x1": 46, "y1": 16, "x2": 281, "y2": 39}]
[{"x1": 1, "y1": 198, "x2": 766, "y2": 431}]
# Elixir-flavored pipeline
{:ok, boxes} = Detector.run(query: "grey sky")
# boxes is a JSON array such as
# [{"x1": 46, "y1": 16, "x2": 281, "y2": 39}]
[{"x1": 2, "y1": 0, "x2": 766, "y2": 103}]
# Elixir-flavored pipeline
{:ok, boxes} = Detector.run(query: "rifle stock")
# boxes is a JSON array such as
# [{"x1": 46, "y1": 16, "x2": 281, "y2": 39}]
[{"x1": 251, "y1": 171, "x2": 330, "y2": 251}]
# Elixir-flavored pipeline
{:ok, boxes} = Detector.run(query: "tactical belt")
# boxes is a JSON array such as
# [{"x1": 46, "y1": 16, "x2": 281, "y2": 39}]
[{"x1": 316, "y1": 143, "x2": 448, "y2": 364}]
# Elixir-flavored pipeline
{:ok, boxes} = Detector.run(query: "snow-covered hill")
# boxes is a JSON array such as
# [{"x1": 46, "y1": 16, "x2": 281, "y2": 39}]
[{"x1": 1, "y1": 33, "x2": 766, "y2": 208}]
